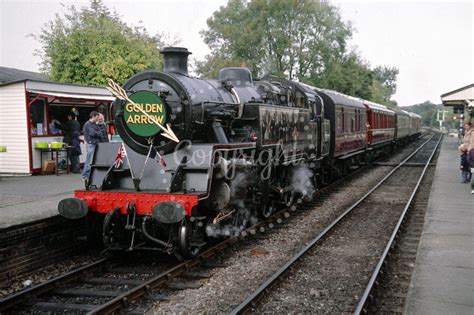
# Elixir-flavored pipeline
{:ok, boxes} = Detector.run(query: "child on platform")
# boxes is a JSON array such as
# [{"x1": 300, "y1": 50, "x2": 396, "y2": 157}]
[{"x1": 459, "y1": 144, "x2": 471, "y2": 183}]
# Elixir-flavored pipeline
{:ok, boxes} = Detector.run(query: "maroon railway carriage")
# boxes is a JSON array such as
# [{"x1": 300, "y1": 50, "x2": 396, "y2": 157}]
[
  {"x1": 317, "y1": 89, "x2": 368, "y2": 158},
  {"x1": 363, "y1": 101, "x2": 396, "y2": 146}
]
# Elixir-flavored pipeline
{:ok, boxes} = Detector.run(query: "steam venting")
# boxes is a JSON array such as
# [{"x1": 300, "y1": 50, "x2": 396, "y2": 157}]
[
  {"x1": 291, "y1": 165, "x2": 314, "y2": 198},
  {"x1": 160, "y1": 47, "x2": 192, "y2": 75}
]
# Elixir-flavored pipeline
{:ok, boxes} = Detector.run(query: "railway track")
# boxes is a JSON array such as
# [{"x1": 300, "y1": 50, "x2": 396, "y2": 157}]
[
  {"x1": 0, "y1": 216, "x2": 86, "y2": 294},
  {"x1": 365, "y1": 166, "x2": 433, "y2": 313},
  {"x1": 230, "y1": 134, "x2": 442, "y2": 314},
  {"x1": 0, "y1": 157, "x2": 374, "y2": 314},
  {"x1": 0, "y1": 134, "x2": 434, "y2": 314}
]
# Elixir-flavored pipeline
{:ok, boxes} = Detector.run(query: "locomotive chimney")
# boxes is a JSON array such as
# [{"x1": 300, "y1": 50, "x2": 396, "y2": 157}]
[{"x1": 160, "y1": 47, "x2": 192, "y2": 75}]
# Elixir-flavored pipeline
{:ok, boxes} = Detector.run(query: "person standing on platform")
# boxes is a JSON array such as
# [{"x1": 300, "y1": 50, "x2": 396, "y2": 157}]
[
  {"x1": 459, "y1": 144, "x2": 471, "y2": 183},
  {"x1": 97, "y1": 113, "x2": 109, "y2": 143},
  {"x1": 55, "y1": 111, "x2": 81, "y2": 173},
  {"x1": 82, "y1": 111, "x2": 101, "y2": 181},
  {"x1": 71, "y1": 130, "x2": 82, "y2": 168},
  {"x1": 462, "y1": 122, "x2": 474, "y2": 193}
]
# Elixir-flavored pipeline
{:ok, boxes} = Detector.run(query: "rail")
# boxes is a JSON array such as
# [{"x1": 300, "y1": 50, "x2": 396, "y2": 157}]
[
  {"x1": 230, "y1": 134, "x2": 439, "y2": 314},
  {"x1": 0, "y1": 135, "x2": 434, "y2": 314},
  {"x1": 354, "y1": 134, "x2": 442, "y2": 314}
]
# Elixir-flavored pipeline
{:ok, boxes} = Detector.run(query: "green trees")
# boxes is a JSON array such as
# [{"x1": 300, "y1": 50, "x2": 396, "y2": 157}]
[
  {"x1": 34, "y1": 0, "x2": 400, "y2": 106},
  {"x1": 370, "y1": 66, "x2": 399, "y2": 107},
  {"x1": 198, "y1": 0, "x2": 398, "y2": 106},
  {"x1": 403, "y1": 101, "x2": 455, "y2": 128},
  {"x1": 200, "y1": 0, "x2": 350, "y2": 80},
  {"x1": 312, "y1": 52, "x2": 374, "y2": 101},
  {"x1": 34, "y1": 0, "x2": 163, "y2": 86}
]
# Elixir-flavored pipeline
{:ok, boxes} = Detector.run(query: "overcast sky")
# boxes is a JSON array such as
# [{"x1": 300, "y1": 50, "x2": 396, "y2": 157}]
[{"x1": 0, "y1": 0, "x2": 472, "y2": 106}]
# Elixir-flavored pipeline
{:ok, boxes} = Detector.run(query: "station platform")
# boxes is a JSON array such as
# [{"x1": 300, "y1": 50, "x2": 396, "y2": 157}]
[
  {"x1": 0, "y1": 173, "x2": 83, "y2": 229},
  {"x1": 405, "y1": 136, "x2": 474, "y2": 314}
]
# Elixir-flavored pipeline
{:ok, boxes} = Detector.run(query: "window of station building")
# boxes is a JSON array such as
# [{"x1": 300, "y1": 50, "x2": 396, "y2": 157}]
[
  {"x1": 30, "y1": 98, "x2": 47, "y2": 135},
  {"x1": 47, "y1": 105, "x2": 104, "y2": 135}
]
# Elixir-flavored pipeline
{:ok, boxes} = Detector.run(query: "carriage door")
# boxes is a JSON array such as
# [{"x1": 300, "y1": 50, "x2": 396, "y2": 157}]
[{"x1": 364, "y1": 104, "x2": 373, "y2": 145}]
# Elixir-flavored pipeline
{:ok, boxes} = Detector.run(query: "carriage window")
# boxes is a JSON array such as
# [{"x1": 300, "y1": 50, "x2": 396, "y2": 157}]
[
  {"x1": 354, "y1": 109, "x2": 359, "y2": 131},
  {"x1": 356, "y1": 110, "x2": 360, "y2": 131},
  {"x1": 30, "y1": 98, "x2": 47, "y2": 135},
  {"x1": 341, "y1": 108, "x2": 345, "y2": 132},
  {"x1": 351, "y1": 112, "x2": 355, "y2": 132},
  {"x1": 337, "y1": 109, "x2": 342, "y2": 132}
]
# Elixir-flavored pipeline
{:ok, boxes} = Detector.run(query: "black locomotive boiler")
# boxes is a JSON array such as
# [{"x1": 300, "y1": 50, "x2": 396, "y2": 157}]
[{"x1": 58, "y1": 47, "x2": 421, "y2": 257}]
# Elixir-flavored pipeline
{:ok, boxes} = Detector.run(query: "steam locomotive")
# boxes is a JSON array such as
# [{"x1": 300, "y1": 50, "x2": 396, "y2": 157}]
[{"x1": 58, "y1": 47, "x2": 421, "y2": 257}]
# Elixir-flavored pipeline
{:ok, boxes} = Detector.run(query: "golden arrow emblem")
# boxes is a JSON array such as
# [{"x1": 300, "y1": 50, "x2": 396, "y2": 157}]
[{"x1": 106, "y1": 79, "x2": 179, "y2": 143}]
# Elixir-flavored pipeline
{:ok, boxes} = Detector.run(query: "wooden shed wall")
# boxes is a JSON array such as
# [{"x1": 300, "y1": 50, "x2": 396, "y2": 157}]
[{"x1": 0, "y1": 82, "x2": 30, "y2": 174}]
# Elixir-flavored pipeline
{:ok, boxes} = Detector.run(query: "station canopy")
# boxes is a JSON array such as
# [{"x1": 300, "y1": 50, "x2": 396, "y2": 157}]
[
  {"x1": 25, "y1": 80, "x2": 115, "y2": 104},
  {"x1": 0, "y1": 66, "x2": 114, "y2": 103},
  {"x1": 441, "y1": 83, "x2": 474, "y2": 116}
]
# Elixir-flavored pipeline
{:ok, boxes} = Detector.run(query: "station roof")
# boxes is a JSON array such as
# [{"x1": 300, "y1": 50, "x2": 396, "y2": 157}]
[
  {"x1": 25, "y1": 80, "x2": 114, "y2": 102},
  {"x1": 441, "y1": 83, "x2": 474, "y2": 107},
  {"x1": 0, "y1": 66, "x2": 114, "y2": 102},
  {"x1": 0, "y1": 66, "x2": 48, "y2": 84}
]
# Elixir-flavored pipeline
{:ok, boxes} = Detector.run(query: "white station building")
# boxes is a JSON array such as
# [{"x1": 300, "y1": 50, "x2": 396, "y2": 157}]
[{"x1": 0, "y1": 67, "x2": 114, "y2": 175}]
